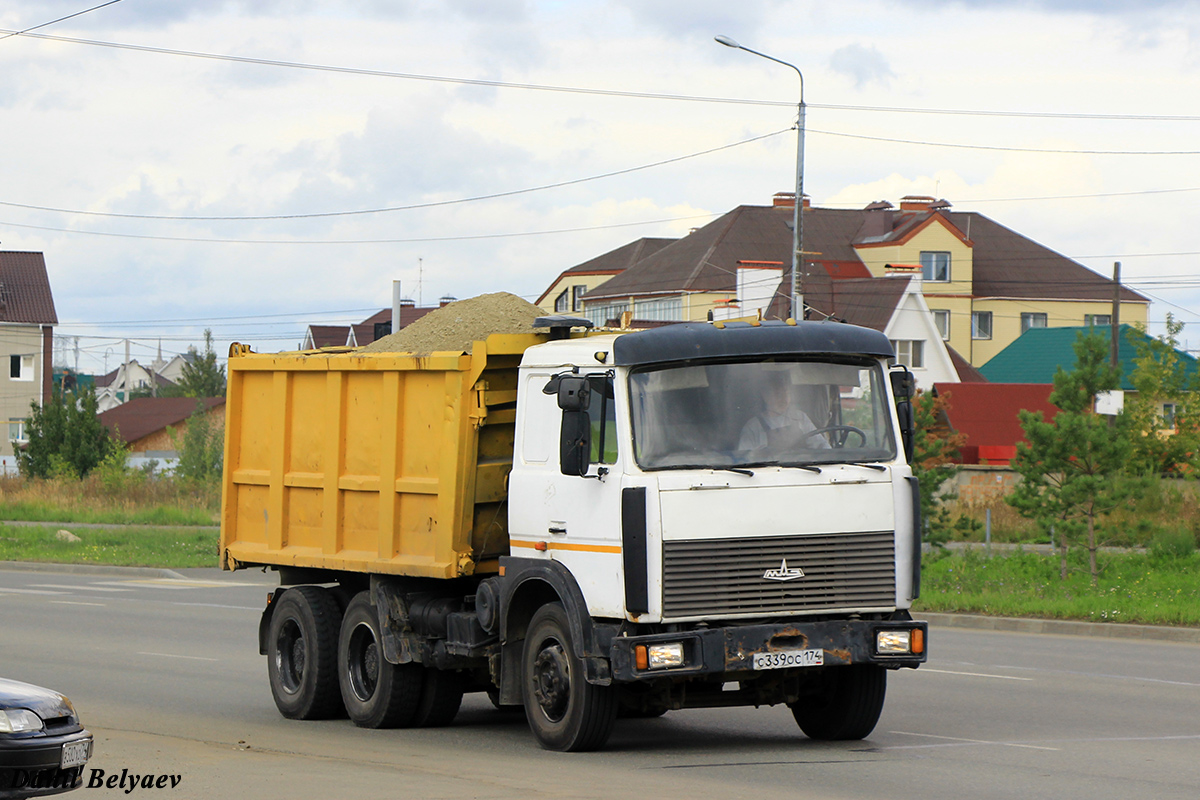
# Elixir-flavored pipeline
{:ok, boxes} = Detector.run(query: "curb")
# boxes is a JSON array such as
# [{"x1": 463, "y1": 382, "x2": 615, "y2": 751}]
[
  {"x1": 0, "y1": 560, "x2": 185, "y2": 580},
  {"x1": 921, "y1": 611, "x2": 1200, "y2": 644}
]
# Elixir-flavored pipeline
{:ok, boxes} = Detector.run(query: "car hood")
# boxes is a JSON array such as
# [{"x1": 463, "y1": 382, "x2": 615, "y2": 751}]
[{"x1": 0, "y1": 678, "x2": 76, "y2": 722}]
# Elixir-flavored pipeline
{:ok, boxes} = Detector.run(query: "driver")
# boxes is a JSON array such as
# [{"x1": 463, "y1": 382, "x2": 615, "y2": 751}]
[{"x1": 738, "y1": 375, "x2": 830, "y2": 451}]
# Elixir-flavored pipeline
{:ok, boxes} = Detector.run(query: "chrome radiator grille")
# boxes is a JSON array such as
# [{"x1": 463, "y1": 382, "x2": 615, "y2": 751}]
[{"x1": 662, "y1": 531, "x2": 896, "y2": 619}]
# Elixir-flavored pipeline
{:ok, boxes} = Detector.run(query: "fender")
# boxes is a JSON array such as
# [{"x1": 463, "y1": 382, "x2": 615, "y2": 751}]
[
  {"x1": 257, "y1": 588, "x2": 285, "y2": 656},
  {"x1": 496, "y1": 557, "x2": 616, "y2": 702}
]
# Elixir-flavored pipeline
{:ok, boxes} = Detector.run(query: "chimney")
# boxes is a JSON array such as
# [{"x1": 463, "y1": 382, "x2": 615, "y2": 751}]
[
  {"x1": 859, "y1": 200, "x2": 895, "y2": 239},
  {"x1": 439, "y1": 295, "x2": 457, "y2": 308},
  {"x1": 771, "y1": 192, "x2": 811, "y2": 209},
  {"x1": 899, "y1": 195, "x2": 938, "y2": 211}
]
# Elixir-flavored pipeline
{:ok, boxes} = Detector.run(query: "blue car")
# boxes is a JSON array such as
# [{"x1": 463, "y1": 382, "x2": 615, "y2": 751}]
[{"x1": 0, "y1": 679, "x2": 92, "y2": 798}]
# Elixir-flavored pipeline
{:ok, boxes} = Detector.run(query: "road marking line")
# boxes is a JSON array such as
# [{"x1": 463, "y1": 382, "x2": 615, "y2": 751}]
[
  {"x1": 137, "y1": 652, "x2": 219, "y2": 661},
  {"x1": 30, "y1": 583, "x2": 132, "y2": 592},
  {"x1": 50, "y1": 600, "x2": 106, "y2": 607},
  {"x1": 916, "y1": 668, "x2": 1033, "y2": 681},
  {"x1": 887, "y1": 731, "x2": 1059, "y2": 751},
  {"x1": 0, "y1": 587, "x2": 70, "y2": 595}
]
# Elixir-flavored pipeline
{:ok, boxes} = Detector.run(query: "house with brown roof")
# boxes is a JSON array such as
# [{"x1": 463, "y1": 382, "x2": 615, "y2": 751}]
[
  {"x1": 568, "y1": 195, "x2": 1148, "y2": 368},
  {"x1": 0, "y1": 252, "x2": 58, "y2": 465},
  {"x1": 536, "y1": 237, "x2": 674, "y2": 315},
  {"x1": 300, "y1": 298, "x2": 453, "y2": 350},
  {"x1": 98, "y1": 397, "x2": 224, "y2": 471}
]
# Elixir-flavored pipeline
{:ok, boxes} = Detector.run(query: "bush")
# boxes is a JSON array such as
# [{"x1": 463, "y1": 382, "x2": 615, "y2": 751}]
[{"x1": 1149, "y1": 528, "x2": 1197, "y2": 560}]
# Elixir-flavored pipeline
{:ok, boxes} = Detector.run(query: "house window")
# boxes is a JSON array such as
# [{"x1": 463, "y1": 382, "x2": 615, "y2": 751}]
[
  {"x1": 632, "y1": 297, "x2": 683, "y2": 322},
  {"x1": 571, "y1": 285, "x2": 587, "y2": 312},
  {"x1": 554, "y1": 289, "x2": 569, "y2": 313},
  {"x1": 932, "y1": 310, "x2": 950, "y2": 340},
  {"x1": 1021, "y1": 312, "x2": 1048, "y2": 333},
  {"x1": 891, "y1": 339, "x2": 925, "y2": 368},
  {"x1": 9, "y1": 355, "x2": 34, "y2": 382},
  {"x1": 1085, "y1": 314, "x2": 1112, "y2": 327},
  {"x1": 920, "y1": 251, "x2": 951, "y2": 282},
  {"x1": 7, "y1": 419, "x2": 26, "y2": 443},
  {"x1": 1162, "y1": 403, "x2": 1177, "y2": 429},
  {"x1": 972, "y1": 311, "x2": 992, "y2": 340}
]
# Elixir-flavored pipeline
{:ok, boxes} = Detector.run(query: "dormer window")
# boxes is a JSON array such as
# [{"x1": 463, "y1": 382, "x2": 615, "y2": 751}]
[{"x1": 920, "y1": 251, "x2": 950, "y2": 282}]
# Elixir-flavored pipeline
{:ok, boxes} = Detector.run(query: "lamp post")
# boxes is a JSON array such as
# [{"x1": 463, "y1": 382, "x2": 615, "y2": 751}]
[{"x1": 715, "y1": 35, "x2": 805, "y2": 321}]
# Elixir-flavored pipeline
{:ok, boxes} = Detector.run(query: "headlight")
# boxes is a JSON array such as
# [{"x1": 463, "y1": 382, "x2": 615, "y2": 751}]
[
  {"x1": 646, "y1": 643, "x2": 685, "y2": 669},
  {"x1": 0, "y1": 709, "x2": 44, "y2": 733},
  {"x1": 876, "y1": 630, "x2": 913, "y2": 655},
  {"x1": 635, "y1": 642, "x2": 686, "y2": 670}
]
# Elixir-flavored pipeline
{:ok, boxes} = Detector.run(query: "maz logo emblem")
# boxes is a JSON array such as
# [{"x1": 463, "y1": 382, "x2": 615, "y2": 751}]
[{"x1": 762, "y1": 558, "x2": 805, "y2": 582}]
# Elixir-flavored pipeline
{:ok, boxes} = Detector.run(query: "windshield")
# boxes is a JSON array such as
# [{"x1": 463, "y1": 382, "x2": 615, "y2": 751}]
[{"x1": 628, "y1": 359, "x2": 897, "y2": 470}]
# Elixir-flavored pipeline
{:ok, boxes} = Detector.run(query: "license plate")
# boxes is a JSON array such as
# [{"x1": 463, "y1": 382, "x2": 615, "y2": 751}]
[
  {"x1": 752, "y1": 648, "x2": 824, "y2": 670},
  {"x1": 61, "y1": 740, "x2": 91, "y2": 769}
]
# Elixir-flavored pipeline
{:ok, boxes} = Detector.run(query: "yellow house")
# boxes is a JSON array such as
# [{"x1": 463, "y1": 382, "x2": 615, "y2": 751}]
[
  {"x1": 536, "y1": 237, "x2": 674, "y2": 315},
  {"x1": 559, "y1": 195, "x2": 1147, "y2": 367}
]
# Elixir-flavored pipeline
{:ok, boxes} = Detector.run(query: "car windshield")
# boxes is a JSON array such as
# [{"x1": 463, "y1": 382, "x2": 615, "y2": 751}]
[{"x1": 628, "y1": 359, "x2": 896, "y2": 470}]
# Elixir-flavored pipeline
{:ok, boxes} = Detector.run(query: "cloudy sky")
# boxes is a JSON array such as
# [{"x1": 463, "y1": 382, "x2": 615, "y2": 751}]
[{"x1": 1, "y1": 0, "x2": 1199, "y2": 372}]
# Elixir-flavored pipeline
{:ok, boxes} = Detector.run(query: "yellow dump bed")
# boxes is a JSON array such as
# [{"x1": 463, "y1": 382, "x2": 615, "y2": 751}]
[{"x1": 219, "y1": 333, "x2": 544, "y2": 579}]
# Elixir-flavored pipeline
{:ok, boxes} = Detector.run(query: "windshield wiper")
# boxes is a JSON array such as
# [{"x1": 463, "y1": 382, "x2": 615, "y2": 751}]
[
  {"x1": 714, "y1": 466, "x2": 754, "y2": 476},
  {"x1": 836, "y1": 461, "x2": 888, "y2": 472},
  {"x1": 753, "y1": 460, "x2": 822, "y2": 474}
]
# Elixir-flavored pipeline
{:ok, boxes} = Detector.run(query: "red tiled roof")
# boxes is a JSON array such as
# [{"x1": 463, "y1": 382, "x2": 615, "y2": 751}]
[
  {"x1": 306, "y1": 325, "x2": 350, "y2": 348},
  {"x1": 933, "y1": 382, "x2": 1058, "y2": 464},
  {"x1": 98, "y1": 397, "x2": 224, "y2": 445},
  {"x1": 0, "y1": 252, "x2": 58, "y2": 324}
]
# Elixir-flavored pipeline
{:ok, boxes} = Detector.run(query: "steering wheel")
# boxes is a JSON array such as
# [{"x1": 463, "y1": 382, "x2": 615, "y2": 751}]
[{"x1": 801, "y1": 425, "x2": 867, "y2": 448}]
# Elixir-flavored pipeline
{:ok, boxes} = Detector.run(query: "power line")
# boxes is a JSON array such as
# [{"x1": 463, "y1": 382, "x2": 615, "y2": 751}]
[
  {"x1": 0, "y1": 1, "x2": 125, "y2": 43},
  {"x1": 0, "y1": 213, "x2": 717, "y2": 244},
  {"x1": 0, "y1": 130, "x2": 786, "y2": 223},
  {"x1": 811, "y1": 128, "x2": 1200, "y2": 156},
  {"x1": 5, "y1": 28, "x2": 1200, "y2": 124}
]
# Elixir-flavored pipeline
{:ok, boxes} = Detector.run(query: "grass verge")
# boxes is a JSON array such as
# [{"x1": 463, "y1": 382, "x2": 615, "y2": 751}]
[
  {"x1": 0, "y1": 523, "x2": 219, "y2": 569},
  {"x1": 915, "y1": 547, "x2": 1200, "y2": 627}
]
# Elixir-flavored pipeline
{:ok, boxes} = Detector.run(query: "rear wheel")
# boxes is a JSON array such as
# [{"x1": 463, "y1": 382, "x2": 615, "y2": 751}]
[
  {"x1": 267, "y1": 586, "x2": 344, "y2": 720},
  {"x1": 413, "y1": 668, "x2": 464, "y2": 727},
  {"x1": 338, "y1": 591, "x2": 424, "y2": 728},
  {"x1": 789, "y1": 665, "x2": 886, "y2": 740},
  {"x1": 521, "y1": 603, "x2": 617, "y2": 752}
]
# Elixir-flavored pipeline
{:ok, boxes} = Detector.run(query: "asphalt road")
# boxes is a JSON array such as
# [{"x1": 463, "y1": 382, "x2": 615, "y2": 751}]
[{"x1": 1, "y1": 566, "x2": 1198, "y2": 800}]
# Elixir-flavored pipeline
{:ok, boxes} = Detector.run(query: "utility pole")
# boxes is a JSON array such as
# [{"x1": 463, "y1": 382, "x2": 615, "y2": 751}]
[{"x1": 1111, "y1": 262, "x2": 1121, "y2": 370}]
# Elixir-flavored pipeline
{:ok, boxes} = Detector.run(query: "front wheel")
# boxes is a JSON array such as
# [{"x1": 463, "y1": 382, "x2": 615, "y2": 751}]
[
  {"x1": 789, "y1": 665, "x2": 886, "y2": 740},
  {"x1": 338, "y1": 591, "x2": 424, "y2": 728},
  {"x1": 522, "y1": 603, "x2": 617, "y2": 751}
]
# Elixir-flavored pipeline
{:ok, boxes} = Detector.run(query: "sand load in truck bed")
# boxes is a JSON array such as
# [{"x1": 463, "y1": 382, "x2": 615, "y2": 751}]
[{"x1": 360, "y1": 292, "x2": 544, "y2": 355}]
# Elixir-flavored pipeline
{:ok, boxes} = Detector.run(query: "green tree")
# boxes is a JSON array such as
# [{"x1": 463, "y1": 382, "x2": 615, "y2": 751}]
[
  {"x1": 168, "y1": 329, "x2": 226, "y2": 398},
  {"x1": 18, "y1": 384, "x2": 119, "y2": 479},
  {"x1": 910, "y1": 390, "x2": 967, "y2": 547},
  {"x1": 169, "y1": 401, "x2": 224, "y2": 483},
  {"x1": 1007, "y1": 331, "x2": 1141, "y2": 585},
  {"x1": 1126, "y1": 314, "x2": 1200, "y2": 476}
]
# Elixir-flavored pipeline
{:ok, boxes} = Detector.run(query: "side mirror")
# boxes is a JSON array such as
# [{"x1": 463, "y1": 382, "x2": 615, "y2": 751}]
[
  {"x1": 890, "y1": 369, "x2": 915, "y2": 401},
  {"x1": 557, "y1": 376, "x2": 591, "y2": 412},
  {"x1": 560, "y1": 410, "x2": 591, "y2": 477},
  {"x1": 896, "y1": 399, "x2": 915, "y2": 463}
]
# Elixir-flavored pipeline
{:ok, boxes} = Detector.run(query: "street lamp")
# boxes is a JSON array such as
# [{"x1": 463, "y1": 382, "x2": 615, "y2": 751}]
[{"x1": 715, "y1": 35, "x2": 805, "y2": 321}]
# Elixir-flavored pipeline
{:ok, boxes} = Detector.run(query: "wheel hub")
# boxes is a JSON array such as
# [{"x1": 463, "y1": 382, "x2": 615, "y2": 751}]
[{"x1": 532, "y1": 643, "x2": 570, "y2": 722}]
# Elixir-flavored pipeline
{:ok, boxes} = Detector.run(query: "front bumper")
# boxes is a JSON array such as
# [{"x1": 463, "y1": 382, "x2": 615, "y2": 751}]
[
  {"x1": 0, "y1": 729, "x2": 92, "y2": 798},
  {"x1": 610, "y1": 618, "x2": 926, "y2": 682}
]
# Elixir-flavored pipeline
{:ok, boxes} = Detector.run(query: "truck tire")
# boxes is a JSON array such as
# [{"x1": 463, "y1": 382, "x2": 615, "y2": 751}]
[
  {"x1": 790, "y1": 664, "x2": 887, "y2": 740},
  {"x1": 413, "y1": 668, "x2": 464, "y2": 727},
  {"x1": 521, "y1": 602, "x2": 617, "y2": 752},
  {"x1": 338, "y1": 592, "x2": 424, "y2": 728},
  {"x1": 267, "y1": 586, "x2": 344, "y2": 720}
]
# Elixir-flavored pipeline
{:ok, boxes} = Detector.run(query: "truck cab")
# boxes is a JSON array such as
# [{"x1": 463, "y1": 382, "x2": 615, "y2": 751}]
[{"x1": 500, "y1": 319, "x2": 925, "y2": 749}]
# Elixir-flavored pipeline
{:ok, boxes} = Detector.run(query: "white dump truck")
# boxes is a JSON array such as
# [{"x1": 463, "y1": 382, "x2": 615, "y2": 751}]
[{"x1": 220, "y1": 316, "x2": 927, "y2": 751}]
